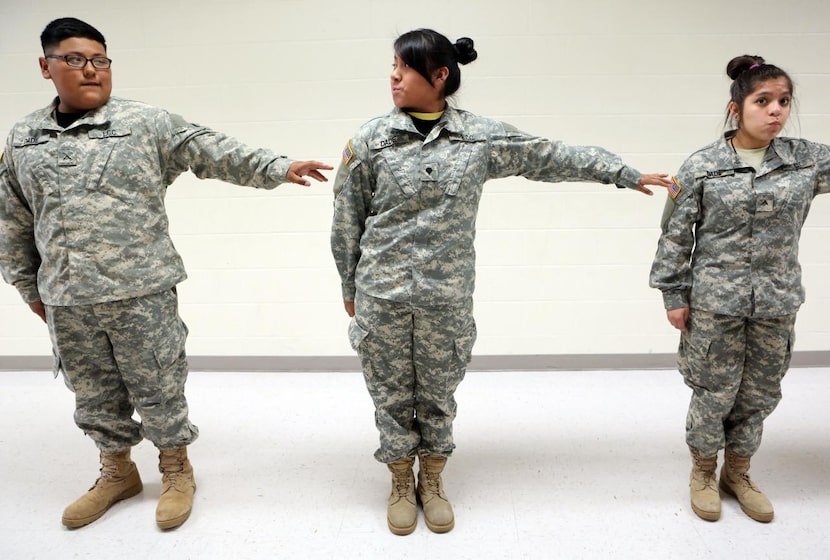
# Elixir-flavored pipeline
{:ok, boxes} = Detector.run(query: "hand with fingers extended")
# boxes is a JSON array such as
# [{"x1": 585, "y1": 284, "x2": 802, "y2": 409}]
[
  {"x1": 286, "y1": 160, "x2": 334, "y2": 186},
  {"x1": 634, "y1": 173, "x2": 673, "y2": 196}
]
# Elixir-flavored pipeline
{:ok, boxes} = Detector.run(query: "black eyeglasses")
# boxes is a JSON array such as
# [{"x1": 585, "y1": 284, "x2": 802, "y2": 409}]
[{"x1": 45, "y1": 54, "x2": 112, "y2": 70}]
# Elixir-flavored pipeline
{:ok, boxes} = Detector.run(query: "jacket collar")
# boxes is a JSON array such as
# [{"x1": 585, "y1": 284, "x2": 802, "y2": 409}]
[
  {"x1": 388, "y1": 104, "x2": 465, "y2": 135},
  {"x1": 39, "y1": 96, "x2": 113, "y2": 131},
  {"x1": 722, "y1": 129, "x2": 798, "y2": 171}
]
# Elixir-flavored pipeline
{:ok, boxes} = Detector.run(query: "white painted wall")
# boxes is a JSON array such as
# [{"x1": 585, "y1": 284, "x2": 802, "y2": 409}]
[{"x1": 1, "y1": 0, "x2": 829, "y2": 358}]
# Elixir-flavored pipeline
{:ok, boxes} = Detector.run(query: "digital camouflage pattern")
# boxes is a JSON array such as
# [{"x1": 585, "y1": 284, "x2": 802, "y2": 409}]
[
  {"x1": 47, "y1": 289, "x2": 198, "y2": 453},
  {"x1": 650, "y1": 130, "x2": 828, "y2": 459},
  {"x1": 678, "y1": 309, "x2": 794, "y2": 458},
  {"x1": 349, "y1": 291, "x2": 475, "y2": 463},
  {"x1": 0, "y1": 96, "x2": 294, "y2": 306},
  {"x1": 331, "y1": 105, "x2": 643, "y2": 305},
  {"x1": 650, "y1": 131, "x2": 830, "y2": 316},
  {"x1": 332, "y1": 106, "x2": 643, "y2": 463},
  {"x1": 0, "y1": 95, "x2": 296, "y2": 454}
]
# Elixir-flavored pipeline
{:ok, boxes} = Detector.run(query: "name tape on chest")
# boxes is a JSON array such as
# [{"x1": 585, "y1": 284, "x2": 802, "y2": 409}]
[
  {"x1": 17, "y1": 136, "x2": 45, "y2": 147},
  {"x1": 88, "y1": 128, "x2": 131, "y2": 139},
  {"x1": 705, "y1": 169, "x2": 736, "y2": 178}
]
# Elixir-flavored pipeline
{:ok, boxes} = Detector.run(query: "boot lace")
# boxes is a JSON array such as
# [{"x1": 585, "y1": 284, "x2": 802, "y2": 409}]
[
  {"x1": 95, "y1": 456, "x2": 131, "y2": 485},
  {"x1": 734, "y1": 471, "x2": 761, "y2": 492},
  {"x1": 159, "y1": 453, "x2": 191, "y2": 492},
  {"x1": 692, "y1": 455, "x2": 717, "y2": 489},
  {"x1": 422, "y1": 469, "x2": 441, "y2": 495},
  {"x1": 390, "y1": 464, "x2": 412, "y2": 497}
]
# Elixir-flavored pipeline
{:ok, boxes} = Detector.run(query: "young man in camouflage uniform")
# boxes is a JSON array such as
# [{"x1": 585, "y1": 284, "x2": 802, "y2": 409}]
[
  {"x1": 331, "y1": 28, "x2": 670, "y2": 535},
  {"x1": 0, "y1": 17, "x2": 331, "y2": 530}
]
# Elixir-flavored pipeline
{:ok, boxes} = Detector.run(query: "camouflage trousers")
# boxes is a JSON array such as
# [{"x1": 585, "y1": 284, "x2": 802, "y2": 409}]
[
  {"x1": 678, "y1": 308, "x2": 795, "y2": 458},
  {"x1": 349, "y1": 292, "x2": 477, "y2": 463},
  {"x1": 46, "y1": 289, "x2": 199, "y2": 454}
]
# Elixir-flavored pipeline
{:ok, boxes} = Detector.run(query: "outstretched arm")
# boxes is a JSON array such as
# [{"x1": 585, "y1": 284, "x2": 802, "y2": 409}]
[{"x1": 488, "y1": 124, "x2": 671, "y2": 195}]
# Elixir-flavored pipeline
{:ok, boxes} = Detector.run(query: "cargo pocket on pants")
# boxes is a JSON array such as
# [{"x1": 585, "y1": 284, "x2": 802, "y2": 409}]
[
  {"x1": 348, "y1": 317, "x2": 370, "y2": 352},
  {"x1": 453, "y1": 322, "x2": 477, "y2": 366}
]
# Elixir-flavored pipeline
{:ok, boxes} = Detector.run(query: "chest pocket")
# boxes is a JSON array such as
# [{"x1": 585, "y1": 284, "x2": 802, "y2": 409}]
[
  {"x1": 755, "y1": 162, "x2": 815, "y2": 227},
  {"x1": 373, "y1": 132, "x2": 482, "y2": 201},
  {"x1": 700, "y1": 171, "x2": 753, "y2": 226},
  {"x1": 441, "y1": 133, "x2": 482, "y2": 196},
  {"x1": 12, "y1": 133, "x2": 54, "y2": 196},
  {"x1": 12, "y1": 134, "x2": 51, "y2": 170},
  {"x1": 82, "y1": 128, "x2": 135, "y2": 191}
]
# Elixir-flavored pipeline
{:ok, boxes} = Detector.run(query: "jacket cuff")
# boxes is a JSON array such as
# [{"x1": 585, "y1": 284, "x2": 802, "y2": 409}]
[
  {"x1": 616, "y1": 166, "x2": 641, "y2": 190},
  {"x1": 268, "y1": 158, "x2": 295, "y2": 186},
  {"x1": 341, "y1": 283, "x2": 356, "y2": 302},
  {"x1": 662, "y1": 289, "x2": 689, "y2": 310},
  {"x1": 18, "y1": 284, "x2": 41, "y2": 305}
]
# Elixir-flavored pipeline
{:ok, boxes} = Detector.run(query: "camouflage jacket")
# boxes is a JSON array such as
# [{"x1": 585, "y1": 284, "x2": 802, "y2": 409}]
[
  {"x1": 0, "y1": 96, "x2": 294, "y2": 306},
  {"x1": 331, "y1": 105, "x2": 642, "y2": 304},
  {"x1": 650, "y1": 131, "x2": 830, "y2": 317}
]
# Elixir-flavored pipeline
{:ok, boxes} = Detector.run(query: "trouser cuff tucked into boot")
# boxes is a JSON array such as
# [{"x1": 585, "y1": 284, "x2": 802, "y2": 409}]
[
  {"x1": 62, "y1": 449, "x2": 143, "y2": 529},
  {"x1": 156, "y1": 447, "x2": 196, "y2": 530},
  {"x1": 387, "y1": 457, "x2": 417, "y2": 535},
  {"x1": 417, "y1": 454, "x2": 454, "y2": 533},
  {"x1": 719, "y1": 449, "x2": 773, "y2": 523}
]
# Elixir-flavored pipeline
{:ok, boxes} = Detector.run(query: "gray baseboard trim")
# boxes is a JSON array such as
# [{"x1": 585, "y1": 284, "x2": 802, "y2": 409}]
[{"x1": 2, "y1": 351, "x2": 830, "y2": 372}]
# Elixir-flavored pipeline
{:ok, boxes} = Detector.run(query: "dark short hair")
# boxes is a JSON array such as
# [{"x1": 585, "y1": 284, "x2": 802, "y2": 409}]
[
  {"x1": 40, "y1": 17, "x2": 107, "y2": 53},
  {"x1": 394, "y1": 29, "x2": 477, "y2": 98}
]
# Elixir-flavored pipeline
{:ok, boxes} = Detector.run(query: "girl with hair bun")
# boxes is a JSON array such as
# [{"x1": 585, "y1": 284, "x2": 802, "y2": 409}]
[
  {"x1": 332, "y1": 28, "x2": 671, "y2": 535},
  {"x1": 650, "y1": 55, "x2": 830, "y2": 523}
]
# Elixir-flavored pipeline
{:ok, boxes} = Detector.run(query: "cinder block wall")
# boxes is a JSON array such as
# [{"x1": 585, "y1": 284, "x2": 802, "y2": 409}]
[{"x1": 1, "y1": 0, "x2": 828, "y2": 365}]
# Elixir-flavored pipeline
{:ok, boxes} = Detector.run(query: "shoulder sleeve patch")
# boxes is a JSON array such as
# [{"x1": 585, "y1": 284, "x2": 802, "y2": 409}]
[
  {"x1": 342, "y1": 140, "x2": 354, "y2": 165},
  {"x1": 668, "y1": 175, "x2": 683, "y2": 200}
]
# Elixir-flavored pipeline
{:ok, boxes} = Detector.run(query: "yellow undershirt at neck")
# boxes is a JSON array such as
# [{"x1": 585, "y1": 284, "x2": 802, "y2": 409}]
[{"x1": 407, "y1": 110, "x2": 444, "y2": 120}]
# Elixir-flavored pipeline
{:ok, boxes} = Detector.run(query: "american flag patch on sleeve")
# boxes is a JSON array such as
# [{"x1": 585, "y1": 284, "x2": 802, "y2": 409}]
[
  {"x1": 668, "y1": 176, "x2": 682, "y2": 200},
  {"x1": 342, "y1": 141, "x2": 354, "y2": 165}
]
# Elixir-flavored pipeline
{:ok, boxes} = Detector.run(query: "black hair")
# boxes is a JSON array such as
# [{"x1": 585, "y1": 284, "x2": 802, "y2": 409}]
[
  {"x1": 40, "y1": 17, "x2": 107, "y2": 53},
  {"x1": 724, "y1": 54, "x2": 793, "y2": 127},
  {"x1": 394, "y1": 29, "x2": 477, "y2": 98}
]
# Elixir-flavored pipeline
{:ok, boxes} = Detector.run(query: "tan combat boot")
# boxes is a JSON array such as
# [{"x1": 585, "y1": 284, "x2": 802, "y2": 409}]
[
  {"x1": 387, "y1": 457, "x2": 417, "y2": 535},
  {"x1": 62, "y1": 449, "x2": 143, "y2": 528},
  {"x1": 156, "y1": 447, "x2": 196, "y2": 529},
  {"x1": 417, "y1": 454, "x2": 454, "y2": 533},
  {"x1": 689, "y1": 448, "x2": 721, "y2": 521},
  {"x1": 719, "y1": 449, "x2": 773, "y2": 522}
]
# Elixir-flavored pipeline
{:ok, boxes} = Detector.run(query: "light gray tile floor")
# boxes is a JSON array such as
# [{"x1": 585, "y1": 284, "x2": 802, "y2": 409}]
[{"x1": 1, "y1": 368, "x2": 828, "y2": 560}]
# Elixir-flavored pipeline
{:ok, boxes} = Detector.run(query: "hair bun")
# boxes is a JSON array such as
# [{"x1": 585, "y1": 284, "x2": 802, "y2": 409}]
[
  {"x1": 454, "y1": 37, "x2": 478, "y2": 65},
  {"x1": 726, "y1": 55, "x2": 765, "y2": 80}
]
